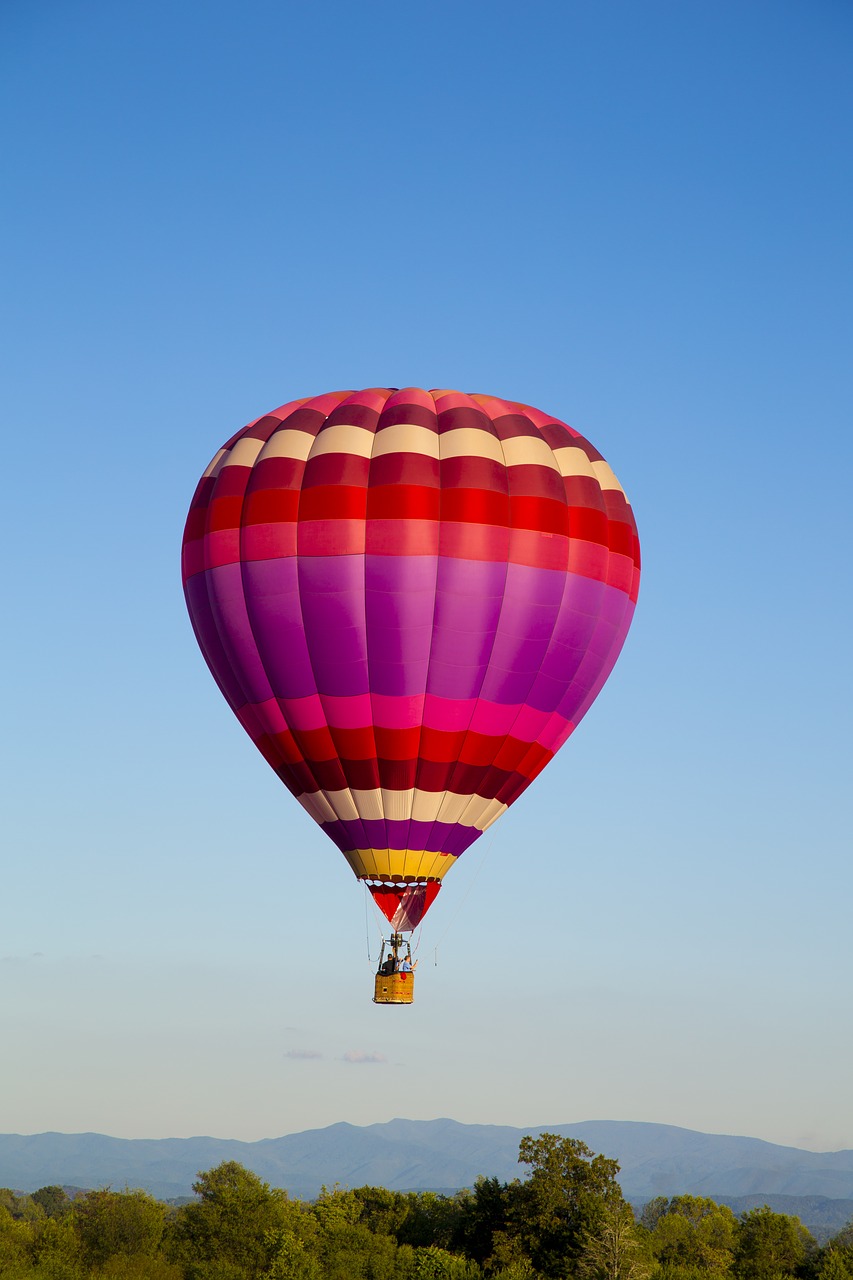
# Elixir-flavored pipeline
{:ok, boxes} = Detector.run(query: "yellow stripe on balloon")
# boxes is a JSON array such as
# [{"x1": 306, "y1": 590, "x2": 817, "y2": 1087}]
[{"x1": 343, "y1": 848, "x2": 459, "y2": 881}]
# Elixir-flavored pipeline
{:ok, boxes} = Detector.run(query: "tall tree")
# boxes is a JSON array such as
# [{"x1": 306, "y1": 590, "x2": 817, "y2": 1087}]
[
  {"x1": 735, "y1": 1206, "x2": 814, "y2": 1280},
  {"x1": 73, "y1": 1188, "x2": 167, "y2": 1267},
  {"x1": 515, "y1": 1133, "x2": 625, "y2": 1279},
  {"x1": 645, "y1": 1195, "x2": 737, "y2": 1275},
  {"x1": 32, "y1": 1186, "x2": 71, "y2": 1218},
  {"x1": 166, "y1": 1162, "x2": 299, "y2": 1280}
]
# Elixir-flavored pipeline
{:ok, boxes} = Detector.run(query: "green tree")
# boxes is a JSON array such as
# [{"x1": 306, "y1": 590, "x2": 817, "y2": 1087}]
[
  {"x1": 409, "y1": 1243, "x2": 483, "y2": 1278},
  {"x1": 166, "y1": 1162, "x2": 297, "y2": 1280},
  {"x1": 73, "y1": 1188, "x2": 167, "y2": 1267},
  {"x1": 830, "y1": 1223, "x2": 853, "y2": 1252},
  {"x1": 310, "y1": 1185, "x2": 400, "y2": 1280},
  {"x1": 815, "y1": 1223, "x2": 853, "y2": 1280},
  {"x1": 646, "y1": 1196, "x2": 737, "y2": 1276},
  {"x1": 735, "y1": 1206, "x2": 814, "y2": 1280},
  {"x1": 812, "y1": 1251, "x2": 853, "y2": 1280},
  {"x1": 350, "y1": 1185, "x2": 411, "y2": 1239},
  {"x1": 0, "y1": 1190, "x2": 45, "y2": 1223},
  {"x1": 515, "y1": 1132, "x2": 624, "y2": 1279},
  {"x1": 399, "y1": 1191, "x2": 468, "y2": 1252},
  {"x1": 262, "y1": 1224, "x2": 320, "y2": 1280},
  {"x1": 29, "y1": 1213, "x2": 85, "y2": 1280},
  {"x1": 32, "y1": 1188, "x2": 71, "y2": 1219},
  {"x1": 453, "y1": 1178, "x2": 526, "y2": 1274},
  {"x1": 0, "y1": 1204, "x2": 32, "y2": 1275}
]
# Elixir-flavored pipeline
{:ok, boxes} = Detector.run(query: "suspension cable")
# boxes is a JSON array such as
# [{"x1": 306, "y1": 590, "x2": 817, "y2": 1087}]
[{"x1": 364, "y1": 884, "x2": 392, "y2": 966}]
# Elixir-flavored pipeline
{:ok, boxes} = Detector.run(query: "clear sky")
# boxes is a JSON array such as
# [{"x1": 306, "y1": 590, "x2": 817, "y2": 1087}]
[{"x1": 2, "y1": 0, "x2": 851, "y2": 1154}]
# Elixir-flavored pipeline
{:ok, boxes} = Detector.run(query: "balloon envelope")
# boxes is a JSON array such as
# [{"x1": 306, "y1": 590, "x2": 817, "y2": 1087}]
[{"x1": 182, "y1": 388, "x2": 640, "y2": 929}]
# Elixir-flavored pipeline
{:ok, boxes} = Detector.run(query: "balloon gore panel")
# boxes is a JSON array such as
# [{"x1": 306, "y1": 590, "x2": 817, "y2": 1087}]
[{"x1": 182, "y1": 388, "x2": 640, "y2": 928}]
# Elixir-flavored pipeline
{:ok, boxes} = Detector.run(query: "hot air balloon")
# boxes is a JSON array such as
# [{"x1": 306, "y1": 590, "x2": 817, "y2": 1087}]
[{"x1": 181, "y1": 388, "x2": 640, "y2": 1003}]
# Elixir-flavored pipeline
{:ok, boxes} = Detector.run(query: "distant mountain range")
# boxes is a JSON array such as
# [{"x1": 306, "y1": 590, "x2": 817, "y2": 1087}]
[{"x1": 2, "y1": 1120, "x2": 853, "y2": 1242}]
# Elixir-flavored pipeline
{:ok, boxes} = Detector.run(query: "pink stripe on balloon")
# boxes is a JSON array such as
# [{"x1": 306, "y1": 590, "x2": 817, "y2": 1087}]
[
  {"x1": 510, "y1": 703, "x2": 555, "y2": 742},
  {"x1": 182, "y1": 539, "x2": 205, "y2": 579},
  {"x1": 340, "y1": 388, "x2": 394, "y2": 413},
  {"x1": 250, "y1": 397, "x2": 310, "y2": 427},
  {"x1": 303, "y1": 391, "x2": 356, "y2": 416},
  {"x1": 422, "y1": 694, "x2": 478, "y2": 733},
  {"x1": 384, "y1": 387, "x2": 439, "y2": 414},
  {"x1": 567, "y1": 539, "x2": 608, "y2": 581},
  {"x1": 543, "y1": 712, "x2": 577, "y2": 754},
  {"x1": 606, "y1": 552, "x2": 635, "y2": 593},
  {"x1": 232, "y1": 689, "x2": 575, "y2": 754},
  {"x1": 241, "y1": 523, "x2": 298, "y2": 561},
  {"x1": 466, "y1": 700, "x2": 522, "y2": 737},
  {"x1": 433, "y1": 390, "x2": 478, "y2": 413},
  {"x1": 370, "y1": 693, "x2": 426, "y2": 729},
  {"x1": 317, "y1": 693, "x2": 376, "y2": 729},
  {"x1": 297, "y1": 519, "x2": 366, "y2": 556},
  {"x1": 236, "y1": 698, "x2": 289, "y2": 735},
  {"x1": 204, "y1": 529, "x2": 241, "y2": 569},
  {"x1": 277, "y1": 696, "x2": 329, "y2": 731}
]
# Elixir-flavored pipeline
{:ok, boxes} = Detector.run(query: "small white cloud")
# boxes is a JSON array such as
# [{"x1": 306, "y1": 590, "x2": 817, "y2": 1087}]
[
  {"x1": 343, "y1": 1050, "x2": 387, "y2": 1065},
  {"x1": 285, "y1": 1049, "x2": 322, "y2": 1060}
]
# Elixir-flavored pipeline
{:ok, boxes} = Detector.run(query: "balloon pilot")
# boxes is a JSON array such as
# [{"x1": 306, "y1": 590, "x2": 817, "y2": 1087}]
[{"x1": 374, "y1": 932, "x2": 418, "y2": 1005}]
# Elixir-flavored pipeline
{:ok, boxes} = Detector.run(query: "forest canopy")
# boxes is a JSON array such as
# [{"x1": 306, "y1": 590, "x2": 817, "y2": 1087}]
[{"x1": 2, "y1": 1135, "x2": 852, "y2": 1280}]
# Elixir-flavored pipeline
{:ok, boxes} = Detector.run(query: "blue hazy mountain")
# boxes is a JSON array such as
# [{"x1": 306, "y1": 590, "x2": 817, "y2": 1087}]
[{"x1": 2, "y1": 1119, "x2": 853, "y2": 1238}]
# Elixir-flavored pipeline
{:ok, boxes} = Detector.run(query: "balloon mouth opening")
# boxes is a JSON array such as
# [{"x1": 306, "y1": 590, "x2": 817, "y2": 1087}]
[
  {"x1": 364, "y1": 875, "x2": 437, "y2": 885},
  {"x1": 366, "y1": 880, "x2": 441, "y2": 930}
]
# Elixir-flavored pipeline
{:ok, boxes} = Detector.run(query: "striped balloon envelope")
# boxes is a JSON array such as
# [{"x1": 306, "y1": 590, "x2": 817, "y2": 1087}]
[{"x1": 182, "y1": 388, "x2": 640, "y2": 933}]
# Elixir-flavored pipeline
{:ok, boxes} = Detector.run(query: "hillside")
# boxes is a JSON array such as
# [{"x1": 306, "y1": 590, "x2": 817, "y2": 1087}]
[{"x1": 2, "y1": 1119, "x2": 853, "y2": 1239}]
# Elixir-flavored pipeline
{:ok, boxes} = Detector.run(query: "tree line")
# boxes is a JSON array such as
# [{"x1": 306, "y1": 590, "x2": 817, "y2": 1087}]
[{"x1": 2, "y1": 1133, "x2": 852, "y2": 1280}]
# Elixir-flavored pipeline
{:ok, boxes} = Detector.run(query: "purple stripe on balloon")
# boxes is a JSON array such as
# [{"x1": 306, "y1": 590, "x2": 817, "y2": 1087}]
[
  {"x1": 320, "y1": 818, "x2": 483, "y2": 859},
  {"x1": 365, "y1": 554, "x2": 437, "y2": 697},
  {"x1": 508, "y1": 585, "x2": 635, "y2": 775},
  {"x1": 297, "y1": 555, "x2": 369, "y2": 698},
  {"x1": 508, "y1": 582, "x2": 633, "y2": 761},
  {"x1": 240, "y1": 557, "x2": 319, "y2": 700},
  {"x1": 559, "y1": 595, "x2": 637, "y2": 727},
  {"x1": 202, "y1": 562, "x2": 275, "y2": 706},
  {"x1": 223, "y1": 553, "x2": 634, "y2": 718},
  {"x1": 184, "y1": 573, "x2": 251, "y2": 712},
  {"x1": 426, "y1": 556, "x2": 507, "y2": 700},
  {"x1": 521, "y1": 573, "x2": 616, "y2": 715},
  {"x1": 479, "y1": 560, "x2": 567, "y2": 704}
]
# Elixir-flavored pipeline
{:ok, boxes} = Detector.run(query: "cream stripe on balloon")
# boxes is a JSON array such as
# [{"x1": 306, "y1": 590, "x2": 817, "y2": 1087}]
[
  {"x1": 591, "y1": 458, "x2": 627, "y2": 495},
  {"x1": 297, "y1": 791, "x2": 338, "y2": 824},
  {"x1": 381, "y1": 787, "x2": 413, "y2": 822},
  {"x1": 431, "y1": 792, "x2": 472, "y2": 824},
  {"x1": 552, "y1": 445, "x2": 627, "y2": 494},
  {"x1": 458, "y1": 795, "x2": 507, "y2": 831},
  {"x1": 257, "y1": 429, "x2": 315, "y2": 463},
  {"x1": 310, "y1": 788, "x2": 360, "y2": 822},
  {"x1": 308, "y1": 424, "x2": 375, "y2": 459},
  {"x1": 202, "y1": 448, "x2": 228, "y2": 479},
  {"x1": 220, "y1": 437, "x2": 266, "y2": 469},
  {"x1": 439, "y1": 428, "x2": 505, "y2": 464},
  {"x1": 501, "y1": 434, "x2": 561, "y2": 472},
  {"x1": 551, "y1": 445, "x2": 597, "y2": 479},
  {"x1": 299, "y1": 786, "x2": 507, "y2": 833},
  {"x1": 349, "y1": 788, "x2": 385, "y2": 821},
  {"x1": 371, "y1": 424, "x2": 440, "y2": 459}
]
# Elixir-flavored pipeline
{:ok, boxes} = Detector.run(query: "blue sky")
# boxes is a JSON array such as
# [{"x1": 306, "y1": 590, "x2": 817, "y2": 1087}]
[{"x1": 2, "y1": 0, "x2": 852, "y2": 1154}]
